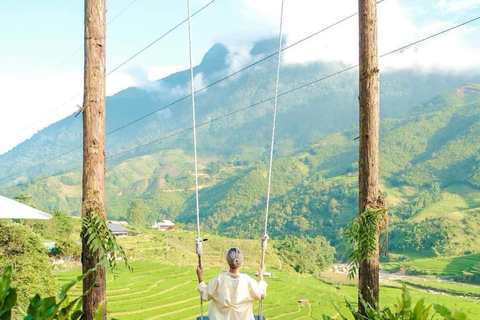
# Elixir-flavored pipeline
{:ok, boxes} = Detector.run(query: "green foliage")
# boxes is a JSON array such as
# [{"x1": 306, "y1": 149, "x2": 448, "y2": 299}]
[
  {"x1": 3, "y1": 84, "x2": 480, "y2": 260},
  {"x1": 395, "y1": 183, "x2": 441, "y2": 219},
  {"x1": 0, "y1": 222, "x2": 56, "y2": 311},
  {"x1": 345, "y1": 208, "x2": 387, "y2": 279},
  {"x1": 205, "y1": 161, "x2": 221, "y2": 176},
  {"x1": 23, "y1": 211, "x2": 77, "y2": 242},
  {"x1": 22, "y1": 266, "x2": 98, "y2": 320},
  {"x1": 322, "y1": 284, "x2": 467, "y2": 320},
  {"x1": 82, "y1": 212, "x2": 132, "y2": 274},
  {"x1": 0, "y1": 265, "x2": 16, "y2": 320},
  {"x1": 52, "y1": 239, "x2": 81, "y2": 260},
  {"x1": 0, "y1": 264, "x2": 106, "y2": 320},
  {"x1": 126, "y1": 200, "x2": 147, "y2": 227},
  {"x1": 274, "y1": 236, "x2": 335, "y2": 274},
  {"x1": 389, "y1": 218, "x2": 456, "y2": 256}
]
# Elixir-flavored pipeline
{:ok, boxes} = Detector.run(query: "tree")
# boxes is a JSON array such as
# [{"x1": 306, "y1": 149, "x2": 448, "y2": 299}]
[
  {"x1": 13, "y1": 194, "x2": 33, "y2": 206},
  {"x1": 52, "y1": 238, "x2": 82, "y2": 260},
  {"x1": 127, "y1": 200, "x2": 148, "y2": 226},
  {"x1": 0, "y1": 222, "x2": 56, "y2": 311},
  {"x1": 81, "y1": 0, "x2": 107, "y2": 318},
  {"x1": 358, "y1": 0, "x2": 384, "y2": 315}
]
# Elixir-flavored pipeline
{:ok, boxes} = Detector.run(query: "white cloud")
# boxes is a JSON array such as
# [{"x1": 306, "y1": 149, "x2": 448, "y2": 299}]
[
  {"x1": 0, "y1": 63, "x2": 190, "y2": 155},
  {"x1": 240, "y1": 0, "x2": 480, "y2": 72},
  {"x1": 148, "y1": 65, "x2": 188, "y2": 81},
  {"x1": 193, "y1": 72, "x2": 207, "y2": 92},
  {"x1": 0, "y1": 70, "x2": 82, "y2": 155},
  {"x1": 436, "y1": 0, "x2": 480, "y2": 13}
]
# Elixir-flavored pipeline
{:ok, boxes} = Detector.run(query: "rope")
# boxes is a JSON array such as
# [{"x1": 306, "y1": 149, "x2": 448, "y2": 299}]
[
  {"x1": 263, "y1": 0, "x2": 284, "y2": 242},
  {"x1": 260, "y1": 0, "x2": 284, "y2": 318},
  {"x1": 187, "y1": 0, "x2": 200, "y2": 243},
  {"x1": 186, "y1": 0, "x2": 204, "y2": 318}
]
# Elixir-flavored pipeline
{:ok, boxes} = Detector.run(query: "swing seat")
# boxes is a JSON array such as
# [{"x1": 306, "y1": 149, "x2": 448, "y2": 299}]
[{"x1": 196, "y1": 316, "x2": 265, "y2": 320}]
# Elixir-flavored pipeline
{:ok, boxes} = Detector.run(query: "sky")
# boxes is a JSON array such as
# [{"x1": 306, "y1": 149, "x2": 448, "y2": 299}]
[{"x1": 0, "y1": 0, "x2": 479, "y2": 155}]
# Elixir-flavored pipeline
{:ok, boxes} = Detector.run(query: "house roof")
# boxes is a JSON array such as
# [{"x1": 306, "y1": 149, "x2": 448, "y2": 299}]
[
  {"x1": 108, "y1": 223, "x2": 129, "y2": 233},
  {"x1": 158, "y1": 219, "x2": 175, "y2": 226}
]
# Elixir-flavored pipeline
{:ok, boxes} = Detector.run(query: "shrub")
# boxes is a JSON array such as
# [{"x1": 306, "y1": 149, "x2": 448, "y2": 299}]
[{"x1": 322, "y1": 284, "x2": 468, "y2": 320}]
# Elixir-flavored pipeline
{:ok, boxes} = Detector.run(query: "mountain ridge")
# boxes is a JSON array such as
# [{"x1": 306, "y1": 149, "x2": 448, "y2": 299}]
[{"x1": 2, "y1": 39, "x2": 480, "y2": 188}]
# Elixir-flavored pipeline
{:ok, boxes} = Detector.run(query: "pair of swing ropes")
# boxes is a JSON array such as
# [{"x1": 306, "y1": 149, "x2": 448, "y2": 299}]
[{"x1": 187, "y1": 0, "x2": 285, "y2": 318}]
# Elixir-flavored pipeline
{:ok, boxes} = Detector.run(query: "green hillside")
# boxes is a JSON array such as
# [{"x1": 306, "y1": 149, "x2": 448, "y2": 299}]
[
  {"x1": 1, "y1": 40, "x2": 480, "y2": 188},
  {"x1": 3, "y1": 85, "x2": 480, "y2": 258}
]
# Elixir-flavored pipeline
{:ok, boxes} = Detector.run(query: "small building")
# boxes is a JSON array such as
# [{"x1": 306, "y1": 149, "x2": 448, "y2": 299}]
[
  {"x1": 152, "y1": 219, "x2": 175, "y2": 231},
  {"x1": 109, "y1": 220, "x2": 129, "y2": 227},
  {"x1": 108, "y1": 223, "x2": 129, "y2": 237},
  {"x1": 298, "y1": 299, "x2": 310, "y2": 307}
]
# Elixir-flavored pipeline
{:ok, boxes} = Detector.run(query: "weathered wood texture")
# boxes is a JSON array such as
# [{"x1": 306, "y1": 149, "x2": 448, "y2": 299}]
[
  {"x1": 81, "y1": 0, "x2": 106, "y2": 319},
  {"x1": 358, "y1": 0, "x2": 380, "y2": 314}
]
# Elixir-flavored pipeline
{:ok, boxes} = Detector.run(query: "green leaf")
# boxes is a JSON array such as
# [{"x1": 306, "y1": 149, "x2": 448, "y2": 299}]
[
  {"x1": 3, "y1": 289, "x2": 17, "y2": 312},
  {"x1": 93, "y1": 301, "x2": 105, "y2": 320}
]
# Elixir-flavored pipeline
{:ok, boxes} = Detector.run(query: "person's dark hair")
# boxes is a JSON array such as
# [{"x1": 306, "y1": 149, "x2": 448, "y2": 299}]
[{"x1": 226, "y1": 247, "x2": 243, "y2": 269}]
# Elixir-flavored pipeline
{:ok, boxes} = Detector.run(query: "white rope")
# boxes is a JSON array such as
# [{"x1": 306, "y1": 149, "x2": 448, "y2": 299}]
[
  {"x1": 259, "y1": 1, "x2": 284, "y2": 319},
  {"x1": 187, "y1": 1, "x2": 204, "y2": 317},
  {"x1": 187, "y1": 0, "x2": 201, "y2": 241},
  {"x1": 263, "y1": 0, "x2": 285, "y2": 240}
]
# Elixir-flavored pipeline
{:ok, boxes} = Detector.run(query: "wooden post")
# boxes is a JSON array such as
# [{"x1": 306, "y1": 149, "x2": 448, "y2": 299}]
[
  {"x1": 358, "y1": 0, "x2": 380, "y2": 314},
  {"x1": 81, "y1": 0, "x2": 106, "y2": 319}
]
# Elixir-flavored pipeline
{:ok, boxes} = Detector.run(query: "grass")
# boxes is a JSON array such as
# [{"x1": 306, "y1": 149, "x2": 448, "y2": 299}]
[
  {"x1": 413, "y1": 183, "x2": 480, "y2": 221},
  {"x1": 383, "y1": 253, "x2": 480, "y2": 278},
  {"x1": 56, "y1": 260, "x2": 480, "y2": 320},
  {"x1": 400, "y1": 279, "x2": 480, "y2": 298},
  {"x1": 54, "y1": 234, "x2": 480, "y2": 319}
]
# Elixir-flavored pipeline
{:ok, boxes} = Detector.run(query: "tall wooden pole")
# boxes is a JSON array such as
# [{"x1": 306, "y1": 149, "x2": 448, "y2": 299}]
[
  {"x1": 358, "y1": 0, "x2": 380, "y2": 314},
  {"x1": 82, "y1": 0, "x2": 106, "y2": 319}
]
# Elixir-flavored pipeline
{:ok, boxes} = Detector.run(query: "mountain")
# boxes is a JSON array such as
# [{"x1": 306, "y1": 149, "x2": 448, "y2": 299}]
[
  {"x1": 2, "y1": 83, "x2": 480, "y2": 259},
  {"x1": 1, "y1": 38, "x2": 480, "y2": 188},
  {"x1": 1, "y1": 39, "x2": 480, "y2": 258}
]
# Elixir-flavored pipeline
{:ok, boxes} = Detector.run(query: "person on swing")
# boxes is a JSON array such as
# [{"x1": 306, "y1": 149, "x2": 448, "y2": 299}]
[{"x1": 196, "y1": 247, "x2": 267, "y2": 320}]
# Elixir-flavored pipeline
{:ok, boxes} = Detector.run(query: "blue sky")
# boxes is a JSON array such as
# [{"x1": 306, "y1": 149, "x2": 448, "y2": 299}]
[{"x1": 0, "y1": 0, "x2": 479, "y2": 155}]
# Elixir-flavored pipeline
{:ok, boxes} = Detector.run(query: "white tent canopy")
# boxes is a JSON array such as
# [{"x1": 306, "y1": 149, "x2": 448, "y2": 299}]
[{"x1": 0, "y1": 195, "x2": 52, "y2": 219}]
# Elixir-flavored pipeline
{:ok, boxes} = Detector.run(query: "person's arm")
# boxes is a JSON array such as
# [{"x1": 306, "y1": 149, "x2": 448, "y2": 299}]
[
  {"x1": 197, "y1": 265, "x2": 204, "y2": 283},
  {"x1": 196, "y1": 266, "x2": 216, "y2": 301},
  {"x1": 258, "y1": 265, "x2": 264, "y2": 281},
  {"x1": 248, "y1": 265, "x2": 267, "y2": 300}
]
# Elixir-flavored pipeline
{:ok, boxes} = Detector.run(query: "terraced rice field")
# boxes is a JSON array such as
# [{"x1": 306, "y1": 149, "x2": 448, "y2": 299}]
[
  {"x1": 384, "y1": 253, "x2": 480, "y2": 278},
  {"x1": 56, "y1": 260, "x2": 480, "y2": 319}
]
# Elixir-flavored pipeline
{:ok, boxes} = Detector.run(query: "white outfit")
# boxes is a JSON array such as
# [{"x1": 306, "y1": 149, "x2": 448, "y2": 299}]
[{"x1": 197, "y1": 272, "x2": 267, "y2": 320}]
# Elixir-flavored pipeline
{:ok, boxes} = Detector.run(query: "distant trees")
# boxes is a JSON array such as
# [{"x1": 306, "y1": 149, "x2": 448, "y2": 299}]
[
  {"x1": 206, "y1": 161, "x2": 221, "y2": 175},
  {"x1": 274, "y1": 236, "x2": 335, "y2": 275},
  {"x1": 127, "y1": 199, "x2": 148, "y2": 226},
  {"x1": 52, "y1": 238, "x2": 82, "y2": 260},
  {"x1": 25, "y1": 210, "x2": 77, "y2": 241},
  {"x1": 389, "y1": 218, "x2": 456, "y2": 256},
  {"x1": 395, "y1": 182, "x2": 441, "y2": 218}
]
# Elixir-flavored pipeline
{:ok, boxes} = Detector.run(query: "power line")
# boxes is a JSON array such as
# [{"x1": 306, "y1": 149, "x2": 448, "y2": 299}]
[
  {"x1": 107, "y1": 0, "x2": 140, "y2": 25},
  {"x1": 12, "y1": 0, "x2": 216, "y2": 139},
  {"x1": 15, "y1": 0, "x2": 371, "y2": 140},
  {"x1": 54, "y1": 0, "x2": 141, "y2": 70},
  {"x1": 380, "y1": 15, "x2": 480, "y2": 58},
  {"x1": 107, "y1": 0, "x2": 216, "y2": 76},
  {"x1": 14, "y1": 0, "x2": 142, "y2": 138},
  {"x1": 103, "y1": 2, "x2": 379, "y2": 135},
  {"x1": 2, "y1": 13, "x2": 479, "y2": 183}
]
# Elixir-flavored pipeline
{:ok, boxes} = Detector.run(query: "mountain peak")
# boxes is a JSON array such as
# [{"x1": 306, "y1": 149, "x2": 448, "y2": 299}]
[{"x1": 198, "y1": 43, "x2": 229, "y2": 75}]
